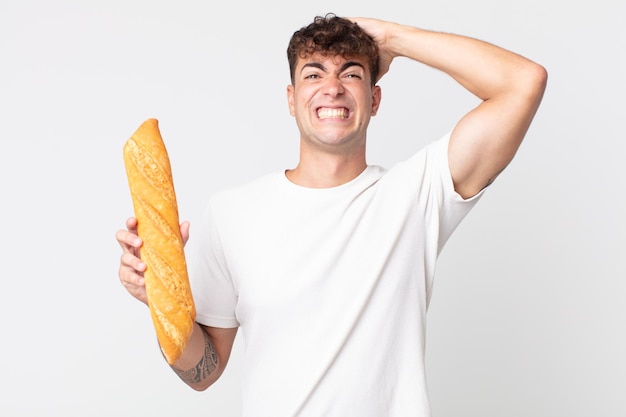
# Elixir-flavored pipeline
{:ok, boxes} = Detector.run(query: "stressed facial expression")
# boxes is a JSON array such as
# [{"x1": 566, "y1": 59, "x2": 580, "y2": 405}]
[{"x1": 287, "y1": 53, "x2": 381, "y2": 153}]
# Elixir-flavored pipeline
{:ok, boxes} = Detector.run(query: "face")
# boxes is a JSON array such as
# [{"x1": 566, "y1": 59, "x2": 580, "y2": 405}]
[{"x1": 287, "y1": 53, "x2": 381, "y2": 155}]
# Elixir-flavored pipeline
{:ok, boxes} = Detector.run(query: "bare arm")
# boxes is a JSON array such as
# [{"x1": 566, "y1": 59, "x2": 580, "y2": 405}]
[
  {"x1": 351, "y1": 18, "x2": 548, "y2": 198},
  {"x1": 116, "y1": 217, "x2": 237, "y2": 390},
  {"x1": 169, "y1": 323, "x2": 238, "y2": 391}
]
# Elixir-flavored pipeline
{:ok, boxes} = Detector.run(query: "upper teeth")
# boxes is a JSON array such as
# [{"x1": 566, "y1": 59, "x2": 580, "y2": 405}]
[{"x1": 318, "y1": 108, "x2": 348, "y2": 119}]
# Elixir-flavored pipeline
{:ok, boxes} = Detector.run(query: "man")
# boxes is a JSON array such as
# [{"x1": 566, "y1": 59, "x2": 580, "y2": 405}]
[{"x1": 117, "y1": 14, "x2": 546, "y2": 416}]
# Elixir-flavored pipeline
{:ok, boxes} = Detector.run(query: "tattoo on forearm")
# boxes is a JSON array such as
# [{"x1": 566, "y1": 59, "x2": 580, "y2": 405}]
[{"x1": 172, "y1": 328, "x2": 218, "y2": 384}]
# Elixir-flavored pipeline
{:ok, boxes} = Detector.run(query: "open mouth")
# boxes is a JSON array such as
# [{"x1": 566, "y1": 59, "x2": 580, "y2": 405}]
[{"x1": 317, "y1": 107, "x2": 349, "y2": 119}]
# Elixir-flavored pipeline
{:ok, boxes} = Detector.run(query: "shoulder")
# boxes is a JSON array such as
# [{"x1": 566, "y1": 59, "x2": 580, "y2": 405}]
[
  {"x1": 382, "y1": 132, "x2": 450, "y2": 183},
  {"x1": 210, "y1": 171, "x2": 282, "y2": 206}
]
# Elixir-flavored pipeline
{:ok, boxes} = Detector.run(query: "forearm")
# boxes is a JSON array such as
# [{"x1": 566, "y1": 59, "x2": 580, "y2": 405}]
[
  {"x1": 167, "y1": 322, "x2": 228, "y2": 391},
  {"x1": 383, "y1": 22, "x2": 545, "y2": 100}
]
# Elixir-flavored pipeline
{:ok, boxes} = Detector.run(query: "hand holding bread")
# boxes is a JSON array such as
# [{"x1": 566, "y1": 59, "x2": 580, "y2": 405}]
[{"x1": 122, "y1": 118, "x2": 196, "y2": 365}]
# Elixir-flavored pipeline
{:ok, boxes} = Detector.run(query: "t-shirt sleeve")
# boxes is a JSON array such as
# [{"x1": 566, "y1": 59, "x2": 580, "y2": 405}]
[
  {"x1": 187, "y1": 199, "x2": 240, "y2": 328},
  {"x1": 379, "y1": 131, "x2": 486, "y2": 304},
  {"x1": 428, "y1": 131, "x2": 485, "y2": 253},
  {"x1": 394, "y1": 131, "x2": 484, "y2": 255}
]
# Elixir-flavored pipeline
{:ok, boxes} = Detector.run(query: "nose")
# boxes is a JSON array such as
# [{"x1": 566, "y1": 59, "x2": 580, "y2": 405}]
[{"x1": 323, "y1": 76, "x2": 344, "y2": 97}]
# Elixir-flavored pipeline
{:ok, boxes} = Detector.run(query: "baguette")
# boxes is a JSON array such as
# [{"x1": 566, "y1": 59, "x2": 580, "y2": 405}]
[{"x1": 123, "y1": 118, "x2": 196, "y2": 365}]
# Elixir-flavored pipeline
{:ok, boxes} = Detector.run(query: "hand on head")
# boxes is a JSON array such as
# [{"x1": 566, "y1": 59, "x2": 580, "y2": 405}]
[{"x1": 348, "y1": 17, "x2": 397, "y2": 83}]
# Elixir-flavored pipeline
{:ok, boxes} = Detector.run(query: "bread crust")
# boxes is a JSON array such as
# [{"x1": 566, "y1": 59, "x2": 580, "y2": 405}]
[{"x1": 123, "y1": 118, "x2": 196, "y2": 365}]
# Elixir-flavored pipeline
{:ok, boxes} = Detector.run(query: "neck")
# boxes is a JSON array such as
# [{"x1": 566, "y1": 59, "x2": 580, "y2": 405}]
[{"x1": 285, "y1": 146, "x2": 367, "y2": 188}]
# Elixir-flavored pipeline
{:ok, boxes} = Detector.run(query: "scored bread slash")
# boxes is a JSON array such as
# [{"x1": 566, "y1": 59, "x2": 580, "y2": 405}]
[{"x1": 123, "y1": 118, "x2": 196, "y2": 365}]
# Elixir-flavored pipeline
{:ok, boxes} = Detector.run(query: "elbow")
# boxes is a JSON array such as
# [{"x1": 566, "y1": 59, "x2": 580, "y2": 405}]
[
  {"x1": 186, "y1": 371, "x2": 222, "y2": 392},
  {"x1": 185, "y1": 367, "x2": 226, "y2": 392},
  {"x1": 504, "y1": 61, "x2": 547, "y2": 112},
  {"x1": 525, "y1": 62, "x2": 548, "y2": 102},
  {"x1": 189, "y1": 382, "x2": 211, "y2": 392}
]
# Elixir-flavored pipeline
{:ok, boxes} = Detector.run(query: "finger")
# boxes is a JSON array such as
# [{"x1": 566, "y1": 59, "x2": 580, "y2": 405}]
[
  {"x1": 119, "y1": 259, "x2": 147, "y2": 300},
  {"x1": 180, "y1": 220, "x2": 190, "y2": 245},
  {"x1": 125, "y1": 216, "x2": 138, "y2": 232},
  {"x1": 120, "y1": 251, "x2": 146, "y2": 276},
  {"x1": 119, "y1": 266, "x2": 145, "y2": 288},
  {"x1": 116, "y1": 228, "x2": 142, "y2": 252},
  {"x1": 119, "y1": 275, "x2": 148, "y2": 305}
]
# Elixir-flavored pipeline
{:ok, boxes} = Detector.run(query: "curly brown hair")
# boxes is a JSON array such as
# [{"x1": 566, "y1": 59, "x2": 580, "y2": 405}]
[{"x1": 287, "y1": 13, "x2": 379, "y2": 86}]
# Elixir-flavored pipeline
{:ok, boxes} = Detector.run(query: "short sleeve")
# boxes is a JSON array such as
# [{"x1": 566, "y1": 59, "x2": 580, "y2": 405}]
[
  {"x1": 429, "y1": 131, "x2": 484, "y2": 252},
  {"x1": 186, "y1": 200, "x2": 240, "y2": 328}
]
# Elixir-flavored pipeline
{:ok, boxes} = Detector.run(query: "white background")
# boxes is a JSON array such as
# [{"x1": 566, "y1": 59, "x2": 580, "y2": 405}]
[{"x1": 1, "y1": 0, "x2": 624, "y2": 416}]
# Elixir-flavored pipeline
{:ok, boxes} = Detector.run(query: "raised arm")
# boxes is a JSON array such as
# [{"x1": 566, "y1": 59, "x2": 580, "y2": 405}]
[
  {"x1": 351, "y1": 17, "x2": 547, "y2": 198},
  {"x1": 116, "y1": 217, "x2": 237, "y2": 390}
]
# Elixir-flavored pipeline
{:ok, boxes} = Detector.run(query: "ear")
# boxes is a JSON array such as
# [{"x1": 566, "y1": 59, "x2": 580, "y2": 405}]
[
  {"x1": 287, "y1": 84, "x2": 296, "y2": 116},
  {"x1": 371, "y1": 85, "x2": 382, "y2": 116}
]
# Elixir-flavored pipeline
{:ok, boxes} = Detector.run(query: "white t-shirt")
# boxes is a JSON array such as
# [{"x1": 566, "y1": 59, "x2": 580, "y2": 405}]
[{"x1": 188, "y1": 132, "x2": 483, "y2": 417}]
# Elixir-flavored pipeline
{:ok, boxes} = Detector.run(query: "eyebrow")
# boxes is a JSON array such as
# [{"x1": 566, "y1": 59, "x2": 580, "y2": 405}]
[{"x1": 300, "y1": 61, "x2": 365, "y2": 74}]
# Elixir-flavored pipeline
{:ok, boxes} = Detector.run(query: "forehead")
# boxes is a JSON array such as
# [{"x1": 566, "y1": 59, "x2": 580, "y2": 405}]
[{"x1": 296, "y1": 52, "x2": 368, "y2": 70}]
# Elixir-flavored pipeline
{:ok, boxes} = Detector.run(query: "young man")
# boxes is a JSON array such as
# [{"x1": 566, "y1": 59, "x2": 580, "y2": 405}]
[{"x1": 117, "y1": 14, "x2": 546, "y2": 416}]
